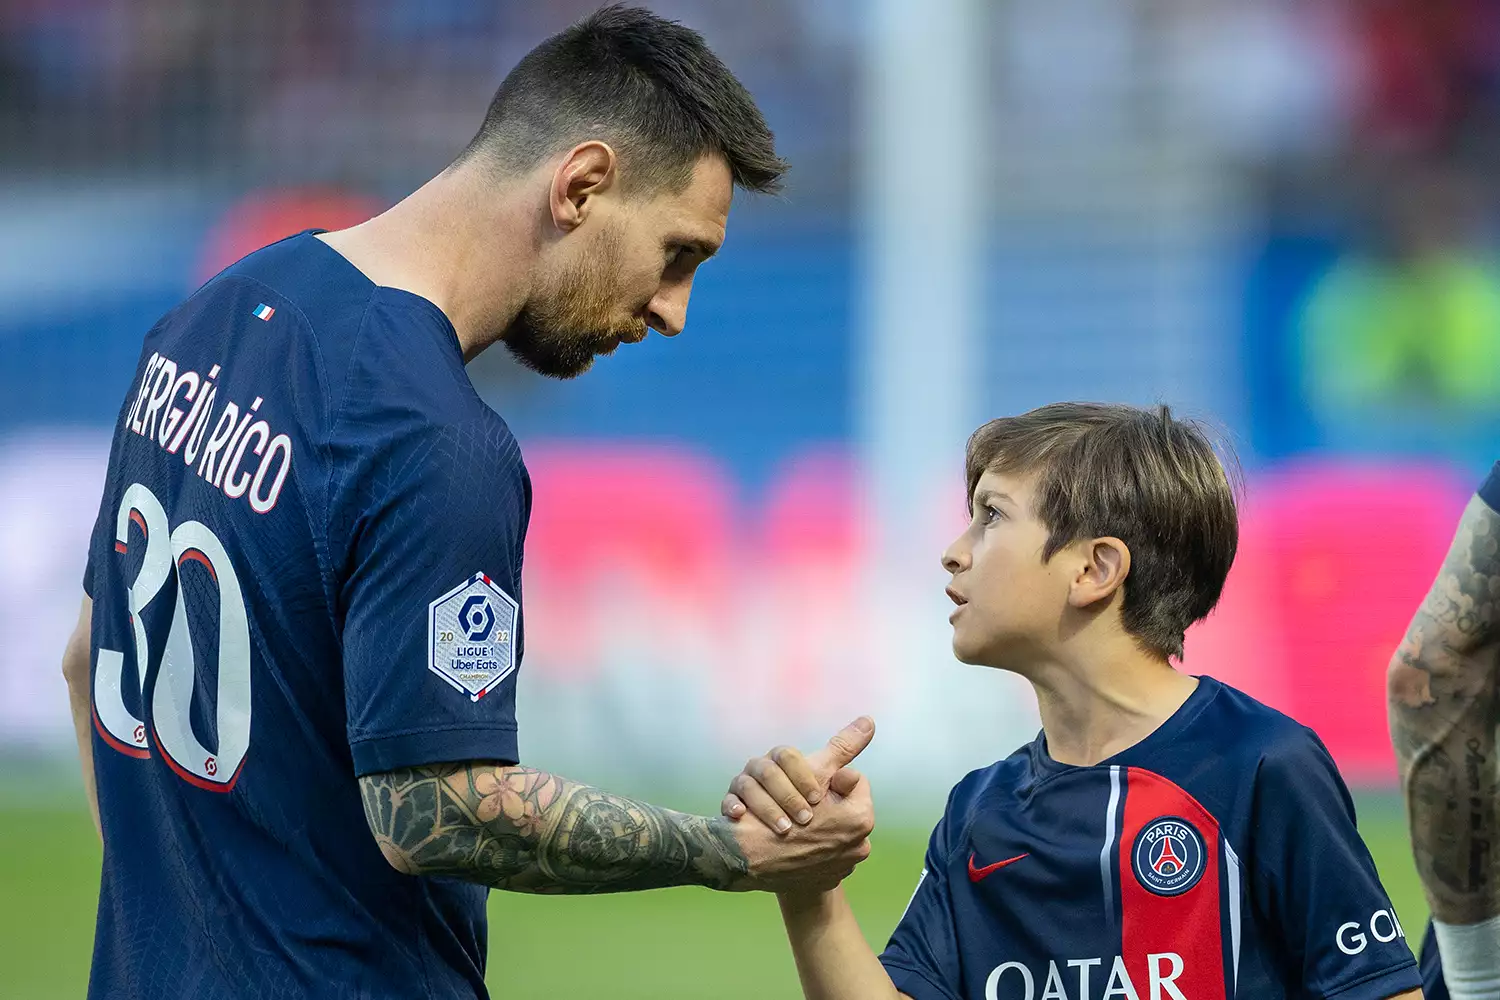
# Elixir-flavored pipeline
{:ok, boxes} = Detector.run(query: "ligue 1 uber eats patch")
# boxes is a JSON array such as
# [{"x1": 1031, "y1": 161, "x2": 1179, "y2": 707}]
[{"x1": 428, "y1": 573, "x2": 518, "y2": 702}]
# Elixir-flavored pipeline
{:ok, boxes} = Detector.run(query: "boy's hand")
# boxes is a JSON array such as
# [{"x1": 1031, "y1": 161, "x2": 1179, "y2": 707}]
[
  {"x1": 728, "y1": 767, "x2": 875, "y2": 893},
  {"x1": 721, "y1": 717, "x2": 875, "y2": 834}
]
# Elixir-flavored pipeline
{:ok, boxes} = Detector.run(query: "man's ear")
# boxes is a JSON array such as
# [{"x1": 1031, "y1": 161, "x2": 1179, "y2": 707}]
[
  {"x1": 1067, "y1": 537, "x2": 1131, "y2": 609},
  {"x1": 549, "y1": 141, "x2": 618, "y2": 233}
]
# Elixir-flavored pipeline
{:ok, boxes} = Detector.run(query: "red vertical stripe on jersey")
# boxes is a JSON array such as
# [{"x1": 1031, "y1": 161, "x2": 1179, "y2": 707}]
[{"x1": 1118, "y1": 767, "x2": 1227, "y2": 999}]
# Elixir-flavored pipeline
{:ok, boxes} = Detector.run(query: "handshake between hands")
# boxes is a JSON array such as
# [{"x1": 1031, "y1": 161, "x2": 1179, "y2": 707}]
[{"x1": 718, "y1": 716, "x2": 878, "y2": 895}]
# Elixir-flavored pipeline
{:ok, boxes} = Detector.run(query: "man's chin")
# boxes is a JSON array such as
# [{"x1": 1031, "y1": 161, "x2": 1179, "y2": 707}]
[
  {"x1": 548, "y1": 355, "x2": 596, "y2": 380},
  {"x1": 501, "y1": 324, "x2": 637, "y2": 380},
  {"x1": 503, "y1": 342, "x2": 594, "y2": 380}
]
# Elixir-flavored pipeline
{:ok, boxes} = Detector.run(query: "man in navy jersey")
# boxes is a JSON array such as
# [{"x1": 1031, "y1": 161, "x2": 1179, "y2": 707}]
[
  {"x1": 1389, "y1": 463, "x2": 1500, "y2": 1000},
  {"x1": 58, "y1": 8, "x2": 875, "y2": 999},
  {"x1": 722, "y1": 403, "x2": 1423, "y2": 999}
]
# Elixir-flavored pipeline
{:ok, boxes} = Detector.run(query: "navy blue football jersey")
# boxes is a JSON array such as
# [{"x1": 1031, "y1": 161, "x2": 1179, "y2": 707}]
[
  {"x1": 880, "y1": 676, "x2": 1421, "y2": 1000},
  {"x1": 82, "y1": 232, "x2": 529, "y2": 999}
]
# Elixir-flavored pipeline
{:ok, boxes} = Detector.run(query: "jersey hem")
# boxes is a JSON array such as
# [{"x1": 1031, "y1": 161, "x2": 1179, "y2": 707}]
[
  {"x1": 1318, "y1": 959, "x2": 1423, "y2": 1000},
  {"x1": 350, "y1": 725, "x2": 519, "y2": 776}
]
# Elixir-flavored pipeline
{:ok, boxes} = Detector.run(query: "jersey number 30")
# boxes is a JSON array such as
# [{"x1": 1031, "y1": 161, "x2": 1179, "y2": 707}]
[{"x1": 93, "y1": 483, "x2": 252, "y2": 792}]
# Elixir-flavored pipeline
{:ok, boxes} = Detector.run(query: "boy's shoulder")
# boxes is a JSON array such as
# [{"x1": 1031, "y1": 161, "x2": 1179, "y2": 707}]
[
  {"x1": 936, "y1": 678, "x2": 1340, "y2": 837},
  {"x1": 949, "y1": 747, "x2": 1034, "y2": 808},
  {"x1": 1184, "y1": 676, "x2": 1334, "y2": 772},
  {"x1": 924, "y1": 748, "x2": 1034, "y2": 850},
  {"x1": 1139, "y1": 677, "x2": 1354, "y2": 836}
]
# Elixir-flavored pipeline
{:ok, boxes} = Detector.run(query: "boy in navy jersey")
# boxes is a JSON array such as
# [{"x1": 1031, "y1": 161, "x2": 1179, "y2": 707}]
[{"x1": 723, "y1": 402, "x2": 1423, "y2": 1000}]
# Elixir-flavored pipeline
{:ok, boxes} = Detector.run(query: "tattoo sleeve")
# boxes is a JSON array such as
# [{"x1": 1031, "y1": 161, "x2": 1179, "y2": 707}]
[
  {"x1": 358, "y1": 763, "x2": 750, "y2": 894},
  {"x1": 1390, "y1": 495, "x2": 1500, "y2": 923}
]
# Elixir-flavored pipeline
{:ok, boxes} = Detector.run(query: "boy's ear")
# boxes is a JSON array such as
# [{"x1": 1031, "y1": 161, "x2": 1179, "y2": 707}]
[{"x1": 1067, "y1": 537, "x2": 1131, "y2": 609}]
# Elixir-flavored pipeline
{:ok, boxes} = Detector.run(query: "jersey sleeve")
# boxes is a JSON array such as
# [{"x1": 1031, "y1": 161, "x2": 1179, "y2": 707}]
[
  {"x1": 1249, "y1": 727, "x2": 1422, "y2": 999},
  {"x1": 337, "y1": 417, "x2": 530, "y2": 776},
  {"x1": 880, "y1": 787, "x2": 965, "y2": 1000},
  {"x1": 83, "y1": 498, "x2": 105, "y2": 598}
]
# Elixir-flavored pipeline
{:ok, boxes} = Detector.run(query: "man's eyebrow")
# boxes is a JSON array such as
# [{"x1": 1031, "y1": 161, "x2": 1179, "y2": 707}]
[{"x1": 671, "y1": 236, "x2": 721, "y2": 259}]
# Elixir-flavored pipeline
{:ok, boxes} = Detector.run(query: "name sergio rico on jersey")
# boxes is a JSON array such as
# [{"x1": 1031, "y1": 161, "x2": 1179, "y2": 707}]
[{"x1": 123, "y1": 349, "x2": 293, "y2": 514}]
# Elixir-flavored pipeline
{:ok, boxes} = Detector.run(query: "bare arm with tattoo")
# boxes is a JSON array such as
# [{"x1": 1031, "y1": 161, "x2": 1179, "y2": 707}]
[
  {"x1": 359, "y1": 721, "x2": 876, "y2": 895},
  {"x1": 1388, "y1": 495, "x2": 1500, "y2": 924},
  {"x1": 360, "y1": 764, "x2": 752, "y2": 893}
]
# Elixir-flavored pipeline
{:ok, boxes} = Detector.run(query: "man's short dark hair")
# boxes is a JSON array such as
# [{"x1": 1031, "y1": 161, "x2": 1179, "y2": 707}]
[
  {"x1": 461, "y1": 5, "x2": 786, "y2": 194},
  {"x1": 964, "y1": 402, "x2": 1241, "y2": 661}
]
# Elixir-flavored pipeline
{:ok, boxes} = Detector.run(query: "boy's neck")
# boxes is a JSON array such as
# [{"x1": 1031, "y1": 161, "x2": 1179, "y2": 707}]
[{"x1": 1025, "y1": 642, "x2": 1198, "y2": 768}]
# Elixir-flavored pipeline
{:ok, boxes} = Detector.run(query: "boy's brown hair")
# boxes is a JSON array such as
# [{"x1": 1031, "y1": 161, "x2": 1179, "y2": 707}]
[{"x1": 964, "y1": 402, "x2": 1239, "y2": 660}]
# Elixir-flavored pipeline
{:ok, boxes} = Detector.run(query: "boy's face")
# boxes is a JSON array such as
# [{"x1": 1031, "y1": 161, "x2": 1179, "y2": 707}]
[{"x1": 941, "y1": 469, "x2": 1075, "y2": 667}]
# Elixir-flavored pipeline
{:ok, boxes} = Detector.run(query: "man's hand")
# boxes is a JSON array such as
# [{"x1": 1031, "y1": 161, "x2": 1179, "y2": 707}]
[
  {"x1": 728, "y1": 767, "x2": 874, "y2": 893},
  {"x1": 721, "y1": 716, "x2": 875, "y2": 833}
]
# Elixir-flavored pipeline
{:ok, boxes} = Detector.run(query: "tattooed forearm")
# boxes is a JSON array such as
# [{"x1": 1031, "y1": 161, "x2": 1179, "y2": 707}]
[
  {"x1": 358, "y1": 764, "x2": 750, "y2": 894},
  {"x1": 1389, "y1": 495, "x2": 1500, "y2": 923}
]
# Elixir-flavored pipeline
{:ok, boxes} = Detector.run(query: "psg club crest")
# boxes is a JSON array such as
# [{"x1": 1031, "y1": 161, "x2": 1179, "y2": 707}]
[
  {"x1": 428, "y1": 573, "x2": 518, "y2": 702},
  {"x1": 1131, "y1": 816, "x2": 1207, "y2": 897}
]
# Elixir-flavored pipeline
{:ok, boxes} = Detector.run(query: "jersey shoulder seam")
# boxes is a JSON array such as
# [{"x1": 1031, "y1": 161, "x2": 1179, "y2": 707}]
[
  {"x1": 314, "y1": 292, "x2": 380, "y2": 609},
  {"x1": 252, "y1": 269, "x2": 372, "y2": 622},
  {"x1": 940, "y1": 763, "x2": 1017, "y2": 869}
]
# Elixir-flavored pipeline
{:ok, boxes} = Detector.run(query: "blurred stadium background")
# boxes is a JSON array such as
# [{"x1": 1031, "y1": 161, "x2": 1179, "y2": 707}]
[{"x1": 4, "y1": 0, "x2": 1499, "y2": 995}]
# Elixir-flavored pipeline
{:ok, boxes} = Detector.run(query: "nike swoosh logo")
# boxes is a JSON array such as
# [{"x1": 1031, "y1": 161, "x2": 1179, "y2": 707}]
[{"x1": 967, "y1": 852, "x2": 1029, "y2": 882}]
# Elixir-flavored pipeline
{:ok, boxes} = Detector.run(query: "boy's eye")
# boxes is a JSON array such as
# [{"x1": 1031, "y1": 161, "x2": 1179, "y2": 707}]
[{"x1": 982, "y1": 504, "x2": 1005, "y2": 524}]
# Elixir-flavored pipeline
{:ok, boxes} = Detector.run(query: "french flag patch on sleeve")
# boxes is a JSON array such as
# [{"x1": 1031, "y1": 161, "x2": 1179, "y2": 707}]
[{"x1": 252, "y1": 303, "x2": 275, "y2": 321}]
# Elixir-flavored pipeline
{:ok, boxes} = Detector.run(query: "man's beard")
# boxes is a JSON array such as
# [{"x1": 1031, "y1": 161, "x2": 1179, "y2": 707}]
[{"x1": 503, "y1": 230, "x2": 649, "y2": 380}]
